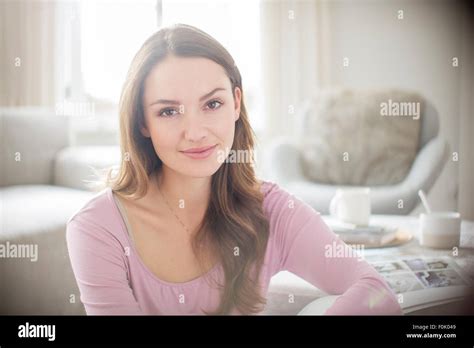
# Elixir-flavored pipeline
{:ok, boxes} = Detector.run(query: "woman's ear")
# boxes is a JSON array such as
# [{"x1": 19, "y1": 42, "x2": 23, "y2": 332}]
[
  {"x1": 234, "y1": 86, "x2": 242, "y2": 121},
  {"x1": 141, "y1": 127, "x2": 151, "y2": 138},
  {"x1": 140, "y1": 119, "x2": 151, "y2": 138}
]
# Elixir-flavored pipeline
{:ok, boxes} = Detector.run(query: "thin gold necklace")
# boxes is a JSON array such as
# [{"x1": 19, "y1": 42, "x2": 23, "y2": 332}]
[{"x1": 156, "y1": 173, "x2": 194, "y2": 236}]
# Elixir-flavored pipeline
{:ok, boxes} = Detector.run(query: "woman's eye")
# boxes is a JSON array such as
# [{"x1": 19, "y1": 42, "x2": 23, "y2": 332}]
[
  {"x1": 158, "y1": 108, "x2": 178, "y2": 117},
  {"x1": 158, "y1": 100, "x2": 222, "y2": 116},
  {"x1": 206, "y1": 100, "x2": 223, "y2": 110}
]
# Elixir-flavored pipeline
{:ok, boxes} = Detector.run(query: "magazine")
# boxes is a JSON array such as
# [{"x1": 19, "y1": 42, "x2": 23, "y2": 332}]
[{"x1": 369, "y1": 256, "x2": 473, "y2": 313}]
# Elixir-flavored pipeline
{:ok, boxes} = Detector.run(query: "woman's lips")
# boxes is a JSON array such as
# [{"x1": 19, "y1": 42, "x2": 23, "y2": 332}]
[
  {"x1": 180, "y1": 144, "x2": 217, "y2": 159},
  {"x1": 182, "y1": 144, "x2": 216, "y2": 153}
]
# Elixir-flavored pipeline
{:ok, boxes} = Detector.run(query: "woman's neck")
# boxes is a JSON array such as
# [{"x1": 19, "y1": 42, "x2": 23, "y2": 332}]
[{"x1": 153, "y1": 167, "x2": 212, "y2": 215}]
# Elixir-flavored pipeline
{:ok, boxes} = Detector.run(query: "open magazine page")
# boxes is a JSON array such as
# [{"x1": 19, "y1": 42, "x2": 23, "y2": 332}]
[{"x1": 369, "y1": 257, "x2": 474, "y2": 313}]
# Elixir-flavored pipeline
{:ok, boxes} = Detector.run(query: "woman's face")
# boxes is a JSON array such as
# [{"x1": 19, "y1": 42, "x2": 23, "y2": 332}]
[{"x1": 141, "y1": 55, "x2": 241, "y2": 178}]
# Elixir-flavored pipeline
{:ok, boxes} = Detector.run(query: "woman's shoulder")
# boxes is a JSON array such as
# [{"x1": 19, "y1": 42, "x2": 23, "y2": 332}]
[
  {"x1": 258, "y1": 179, "x2": 279, "y2": 197},
  {"x1": 259, "y1": 180, "x2": 295, "y2": 219},
  {"x1": 259, "y1": 179, "x2": 320, "y2": 224},
  {"x1": 67, "y1": 187, "x2": 114, "y2": 225},
  {"x1": 66, "y1": 186, "x2": 130, "y2": 252},
  {"x1": 66, "y1": 187, "x2": 128, "y2": 243},
  {"x1": 258, "y1": 179, "x2": 292, "y2": 206}
]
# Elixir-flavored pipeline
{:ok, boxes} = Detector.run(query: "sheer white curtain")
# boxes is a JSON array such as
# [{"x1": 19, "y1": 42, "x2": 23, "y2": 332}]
[
  {"x1": 0, "y1": 0, "x2": 57, "y2": 106},
  {"x1": 259, "y1": 0, "x2": 322, "y2": 142}
]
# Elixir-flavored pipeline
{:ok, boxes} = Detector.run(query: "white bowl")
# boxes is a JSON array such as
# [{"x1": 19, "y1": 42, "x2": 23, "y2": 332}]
[{"x1": 419, "y1": 212, "x2": 461, "y2": 249}]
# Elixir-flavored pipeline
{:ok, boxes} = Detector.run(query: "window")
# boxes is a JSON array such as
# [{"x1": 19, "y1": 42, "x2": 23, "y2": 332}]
[
  {"x1": 161, "y1": 0, "x2": 263, "y2": 131},
  {"x1": 79, "y1": 0, "x2": 263, "y2": 133},
  {"x1": 80, "y1": 0, "x2": 158, "y2": 104}
]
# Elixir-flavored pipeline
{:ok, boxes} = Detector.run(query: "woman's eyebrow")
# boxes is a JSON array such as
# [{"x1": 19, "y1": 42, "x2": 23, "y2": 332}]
[{"x1": 148, "y1": 87, "x2": 227, "y2": 107}]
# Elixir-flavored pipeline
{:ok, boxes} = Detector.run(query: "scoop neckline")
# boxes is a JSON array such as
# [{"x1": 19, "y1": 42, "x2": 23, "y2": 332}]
[{"x1": 107, "y1": 187, "x2": 220, "y2": 288}]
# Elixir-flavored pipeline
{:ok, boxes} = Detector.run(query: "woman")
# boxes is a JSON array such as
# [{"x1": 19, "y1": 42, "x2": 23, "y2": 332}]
[{"x1": 66, "y1": 24, "x2": 402, "y2": 316}]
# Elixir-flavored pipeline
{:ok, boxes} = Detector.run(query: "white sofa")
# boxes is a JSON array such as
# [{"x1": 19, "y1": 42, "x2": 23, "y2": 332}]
[{"x1": 0, "y1": 108, "x2": 120, "y2": 314}]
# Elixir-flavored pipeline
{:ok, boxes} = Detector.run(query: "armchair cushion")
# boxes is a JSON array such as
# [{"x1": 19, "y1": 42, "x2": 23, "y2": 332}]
[{"x1": 299, "y1": 89, "x2": 422, "y2": 186}]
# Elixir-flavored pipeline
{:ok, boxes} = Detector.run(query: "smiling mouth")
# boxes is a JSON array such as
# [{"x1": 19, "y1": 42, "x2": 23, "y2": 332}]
[
  {"x1": 181, "y1": 144, "x2": 217, "y2": 154},
  {"x1": 180, "y1": 144, "x2": 218, "y2": 159}
]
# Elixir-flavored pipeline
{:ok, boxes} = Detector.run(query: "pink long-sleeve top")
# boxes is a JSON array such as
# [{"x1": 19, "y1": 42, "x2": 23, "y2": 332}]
[{"x1": 66, "y1": 180, "x2": 402, "y2": 315}]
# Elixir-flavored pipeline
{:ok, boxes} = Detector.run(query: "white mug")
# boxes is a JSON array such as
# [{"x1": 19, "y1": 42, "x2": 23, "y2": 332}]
[
  {"x1": 419, "y1": 212, "x2": 461, "y2": 249},
  {"x1": 329, "y1": 188, "x2": 371, "y2": 226}
]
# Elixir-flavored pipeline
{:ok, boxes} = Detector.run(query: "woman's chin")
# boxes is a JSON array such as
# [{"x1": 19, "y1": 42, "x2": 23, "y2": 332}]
[{"x1": 176, "y1": 160, "x2": 223, "y2": 178}]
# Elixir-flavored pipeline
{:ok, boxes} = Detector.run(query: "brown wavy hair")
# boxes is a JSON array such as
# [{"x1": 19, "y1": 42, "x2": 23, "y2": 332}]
[{"x1": 105, "y1": 24, "x2": 270, "y2": 315}]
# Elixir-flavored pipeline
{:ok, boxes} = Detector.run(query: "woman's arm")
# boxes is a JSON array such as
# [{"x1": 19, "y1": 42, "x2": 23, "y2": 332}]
[
  {"x1": 66, "y1": 217, "x2": 144, "y2": 315},
  {"x1": 267, "y1": 183, "x2": 402, "y2": 315}
]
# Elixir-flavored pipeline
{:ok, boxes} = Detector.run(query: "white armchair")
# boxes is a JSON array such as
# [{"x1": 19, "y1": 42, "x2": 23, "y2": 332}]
[{"x1": 263, "y1": 94, "x2": 448, "y2": 215}]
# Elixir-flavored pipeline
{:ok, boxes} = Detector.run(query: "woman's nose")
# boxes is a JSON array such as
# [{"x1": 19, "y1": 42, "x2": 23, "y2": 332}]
[{"x1": 182, "y1": 113, "x2": 208, "y2": 142}]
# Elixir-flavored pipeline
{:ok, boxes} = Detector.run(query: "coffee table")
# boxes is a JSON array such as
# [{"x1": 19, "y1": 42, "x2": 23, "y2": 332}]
[{"x1": 263, "y1": 214, "x2": 474, "y2": 315}]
